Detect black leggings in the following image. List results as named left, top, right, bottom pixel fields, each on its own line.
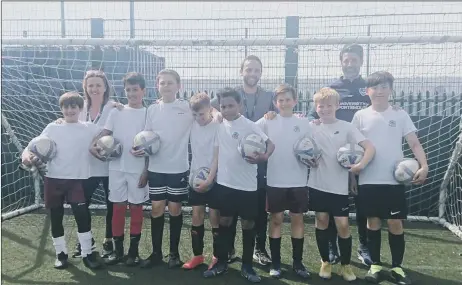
left=82, top=176, right=113, bottom=239
left=50, top=203, right=91, bottom=238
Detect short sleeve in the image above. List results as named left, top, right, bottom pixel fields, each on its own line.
left=351, top=112, right=361, bottom=130
left=144, top=105, right=154, bottom=131
left=255, top=118, right=268, bottom=134
left=349, top=123, right=366, bottom=144
left=104, top=108, right=117, bottom=132
left=401, top=111, right=417, bottom=137
left=251, top=121, right=269, bottom=142
left=40, top=123, right=52, bottom=137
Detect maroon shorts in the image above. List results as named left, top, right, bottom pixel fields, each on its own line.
left=44, top=177, right=85, bottom=208
left=266, top=186, right=309, bottom=214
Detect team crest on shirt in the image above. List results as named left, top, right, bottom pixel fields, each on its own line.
left=334, top=131, right=340, bottom=135
left=359, top=88, right=367, bottom=96
left=232, top=132, right=239, bottom=139
left=293, top=126, right=300, bottom=132
left=389, top=120, right=396, bottom=127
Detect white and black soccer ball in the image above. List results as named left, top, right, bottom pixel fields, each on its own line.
left=394, top=158, right=420, bottom=185
left=96, top=135, right=123, bottom=160
left=238, top=133, right=267, bottom=160
left=189, top=167, right=214, bottom=192
left=337, top=143, right=365, bottom=168
left=29, top=135, right=57, bottom=163
left=133, top=131, right=161, bottom=156
left=293, top=134, right=321, bottom=167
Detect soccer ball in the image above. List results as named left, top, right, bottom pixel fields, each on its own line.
left=189, top=167, right=214, bottom=192
left=337, top=143, right=365, bottom=168
left=29, top=135, right=57, bottom=163
left=96, top=135, right=123, bottom=160
left=293, top=134, right=321, bottom=167
left=238, top=133, right=267, bottom=160
left=133, top=131, right=161, bottom=156
left=394, top=158, right=420, bottom=184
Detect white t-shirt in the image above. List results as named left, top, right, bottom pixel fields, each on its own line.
left=31, top=121, right=98, bottom=179
left=215, top=115, right=269, bottom=191
left=190, top=120, right=220, bottom=172
left=352, top=106, right=417, bottom=185
left=256, top=115, right=312, bottom=188
left=144, top=100, right=194, bottom=173
left=79, top=100, right=115, bottom=177
left=308, top=120, right=366, bottom=195
left=104, top=106, right=147, bottom=174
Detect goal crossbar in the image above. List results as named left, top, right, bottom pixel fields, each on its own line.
left=3, top=36, right=462, bottom=47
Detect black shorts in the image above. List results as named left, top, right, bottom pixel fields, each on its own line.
left=358, top=184, right=408, bottom=219
left=188, top=184, right=219, bottom=209
left=308, top=187, right=350, bottom=217
left=215, top=184, right=258, bottom=221
left=266, top=186, right=309, bottom=214
left=82, top=176, right=109, bottom=204
left=148, top=171, right=189, bottom=203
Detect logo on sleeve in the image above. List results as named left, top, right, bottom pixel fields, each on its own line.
left=359, top=88, right=367, bottom=96
left=293, top=126, right=300, bottom=132
left=232, top=132, right=239, bottom=139
left=389, top=120, right=396, bottom=127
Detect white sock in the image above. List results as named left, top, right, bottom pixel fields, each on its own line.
left=52, top=236, right=67, bottom=255
left=77, top=231, right=93, bottom=258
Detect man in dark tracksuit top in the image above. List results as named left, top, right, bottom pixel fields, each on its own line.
left=307, top=44, right=372, bottom=267
left=211, top=55, right=275, bottom=267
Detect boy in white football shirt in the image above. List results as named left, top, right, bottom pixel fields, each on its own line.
left=352, top=71, right=428, bottom=285
left=182, top=93, right=220, bottom=270
left=255, top=84, right=311, bottom=279
left=21, top=92, right=102, bottom=270
left=203, top=87, right=275, bottom=283
left=138, top=69, right=194, bottom=269
left=308, top=87, right=375, bottom=281
left=90, top=72, right=149, bottom=266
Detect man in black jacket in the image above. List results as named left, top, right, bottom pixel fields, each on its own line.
left=307, top=44, right=372, bottom=267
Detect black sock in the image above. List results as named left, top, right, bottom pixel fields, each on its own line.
left=50, top=207, right=65, bottom=238
left=229, top=214, right=238, bottom=251
left=328, top=215, right=339, bottom=251
left=242, top=228, right=256, bottom=265
left=151, top=215, right=164, bottom=255
left=269, top=237, right=281, bottom=267
left=105, top=201, right=114, bottom=239
left=356, top=214, right=368, bottom=247
left=338, top=236, right=352, bottom=265
left=114, top=235, right=124, bottom=257
left=291, top=237, right=304, bottom=263
left=367, top=229, right=382, bottom=265
left=216, top=225, right=230, bottom=262
left=255, top=210, right=268, bottom=251
left=315, top=228, right=330, bottom=262
left=169, top=214, right=183, bottom=254
left=212, top=228, right=219, bottom=257
left=389, top=232, right=405, bottom=268
left=191, top=225, right=205, bottom=256
left=128, top=234, right=141, bottom=257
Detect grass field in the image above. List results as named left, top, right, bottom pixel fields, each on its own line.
left=2, top=209, right=462, bottom=285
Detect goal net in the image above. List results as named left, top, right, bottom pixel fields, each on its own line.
left=2, top=35, right=462, bottom=237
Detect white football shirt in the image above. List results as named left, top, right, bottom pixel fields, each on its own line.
left=79, top=100, right=115, bottom=177
left=31, top=121, right=99, bottom=179
left=190, top=120, right=220, bottom=173
left=144, top=100, right=194, bottom=173
left=256, top=115, right=312, bottom=188
left=352, top=106, right=417, bottom=185
left=308, top=120, right=366, bottom=195
left=104, top=106, right=147, bottom=174
left=215, top=115, right=269, bottom=191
